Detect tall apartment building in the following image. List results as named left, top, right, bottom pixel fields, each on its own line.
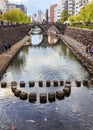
left=54, top=4, right=61, bottom=22
left=59, top=0, right=68, bottom=12
left=68, top=0, right=75, bottom=15
left=74, top=0, right=81, bottom=15
left=81, top=0, right=90, bottom=6
left=68, top=0, right=90, bottom=15
left=50, top=4, right=57, bottom=23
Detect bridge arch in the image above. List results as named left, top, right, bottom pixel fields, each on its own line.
left=29, top=23, right=66, bottom=35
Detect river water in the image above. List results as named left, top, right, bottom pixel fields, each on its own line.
left=0, top=33, right=93, bottom=130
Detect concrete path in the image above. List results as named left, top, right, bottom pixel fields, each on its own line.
left=0, top=35, right=30, bottom=78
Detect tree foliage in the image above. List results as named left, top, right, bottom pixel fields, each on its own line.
left=69, top=1, right=93, bottom=23
left=60, top=10, right=70, bottom=23
left=3, top=8, right=31, bottom=24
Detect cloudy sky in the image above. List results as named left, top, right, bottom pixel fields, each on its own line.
left=9, top=0, right=58, bottom=15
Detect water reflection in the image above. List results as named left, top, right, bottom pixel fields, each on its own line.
left=1, top=34, right=90, bottom=82
left=31, top=34, right=59, bottom=46
left=31, top=34, right=43, bottom=45
left=0, top=33, right=93, bottom=130
left=48, top=34, right=59, bottom=44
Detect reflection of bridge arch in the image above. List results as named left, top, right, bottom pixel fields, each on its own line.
left=31, top=35, right=60, bottom=48
left=31, top=35, right=48, bottom=47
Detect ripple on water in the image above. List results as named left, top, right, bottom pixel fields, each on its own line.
left=0, top=34, right=93, bottom=130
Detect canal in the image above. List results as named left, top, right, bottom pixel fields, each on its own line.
left=0, top=32, right=93, bottom=130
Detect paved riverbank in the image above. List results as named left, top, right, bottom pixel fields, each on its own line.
left=0, top=35, right=30, bottom=79
left=57, top=34, right=93, bottom=75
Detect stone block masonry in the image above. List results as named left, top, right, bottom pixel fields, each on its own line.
left=64, top=27, right=93, bottom=46
left=0, top=25, right=31, bottom=79
left=0, top=25, right=30, bottom=53
left=0, top=35, right=30, bottom=79
left=58, top=34, right=93, bottom=74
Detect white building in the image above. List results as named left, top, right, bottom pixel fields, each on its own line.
left=74, top=0, right=81, bottom=15
left=74, top=0, right=90, bottom=15
left=68, top=0, right=90, bottom=15
left=0, top=0, right=8, bottom=13
left=54, top=4, right=61, bottom=22
left=68, top=0, right=75, bottom=15
left=59, top=0, right=68, bottom=12
left=37, top=10, right=44, bottom=23
left=53, top=0, right=68, bottom=22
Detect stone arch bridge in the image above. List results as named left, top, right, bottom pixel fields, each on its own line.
left=29, top=23, right=66, bottom=35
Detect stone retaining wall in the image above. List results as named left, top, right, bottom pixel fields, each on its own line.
left=0, top=25, right=30, bottom=53
left=57, top=34, right=93, bottom=74
left=64, top=27, right=93, bottom=46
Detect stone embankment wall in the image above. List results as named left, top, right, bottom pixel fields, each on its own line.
left=0, top=25, right=30, bottom=78
left=64, top=27, right=93, bottom=45
left=61, top=27, right=93, bottom=74
left=0, top=25, right=30, bottom=53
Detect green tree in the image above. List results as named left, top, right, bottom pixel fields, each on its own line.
left=60, top=10, right=70, bottom=23
left=69, top=15, right=76, bottom=23
left=3, top=8, right=31, bottom=24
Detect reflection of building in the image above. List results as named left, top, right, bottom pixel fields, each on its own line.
left=48, top=35, right=58, bottom=44
left=49, top=35, right=54, bottom=44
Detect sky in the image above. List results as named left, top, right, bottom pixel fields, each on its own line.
left=9, top=0, right=58, bottom=15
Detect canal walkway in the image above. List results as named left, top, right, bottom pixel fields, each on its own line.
left=0, top=35, right=30, bottom=79
left=57, top=34, right=93, bottom=74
